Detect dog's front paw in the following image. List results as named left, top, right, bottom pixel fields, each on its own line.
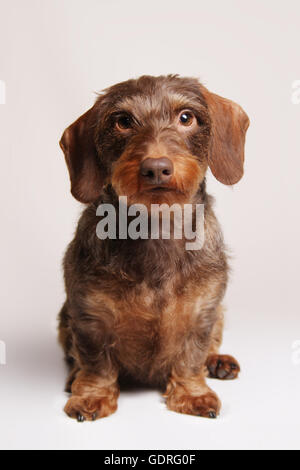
left=166, top=390, right=221, bottom=419
left=206, top=354, right=240, bottom=380
left=64, top=395, right=117, bottom=422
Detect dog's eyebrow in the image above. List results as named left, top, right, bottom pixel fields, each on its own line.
left=112, top=92, right=206, bottom=116
left=168, top=92, right=201, bottom=108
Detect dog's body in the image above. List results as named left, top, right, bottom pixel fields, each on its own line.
left=58, top=75, right=249, bottom=421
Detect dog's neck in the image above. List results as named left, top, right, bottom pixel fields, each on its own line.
left=74, top=179, right=224, bottom=288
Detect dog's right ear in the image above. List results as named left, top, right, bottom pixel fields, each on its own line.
left=60, top=106, right=104, bottom=203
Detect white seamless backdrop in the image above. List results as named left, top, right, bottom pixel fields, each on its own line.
left=0, top=0, right=299, bottom=450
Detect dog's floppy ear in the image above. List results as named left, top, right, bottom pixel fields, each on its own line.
left=200, top=86, right=250, bottom=185
left=60, top=106, right=104, bottom=203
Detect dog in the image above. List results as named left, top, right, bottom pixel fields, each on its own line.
left=58, top=75, right=249, bottom=421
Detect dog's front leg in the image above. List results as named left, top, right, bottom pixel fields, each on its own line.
left=165, top=318, right=221, bottom=419
left=64, top=371, right=119, bottom=422
left=165, top=373, right=220, bottom=419
left=64, top=315, right=119, bottom=422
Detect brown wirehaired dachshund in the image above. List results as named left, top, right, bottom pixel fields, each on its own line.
left=58, top=75, right=249, bottom=422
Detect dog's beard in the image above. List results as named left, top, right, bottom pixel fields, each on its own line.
left=111, top=156, right=205, bottom=208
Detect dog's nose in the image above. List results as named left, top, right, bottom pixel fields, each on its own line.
left=140, top=157, right=174, bottom=185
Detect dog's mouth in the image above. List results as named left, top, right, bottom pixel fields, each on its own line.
left=125, top=185, right=188, bottom=206
left=145, top=186, right=174, bottom=193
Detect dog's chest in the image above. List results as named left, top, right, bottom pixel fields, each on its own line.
left=85, top=264, right=223, bottom=382
left=111, top=279, right=205, bottom=378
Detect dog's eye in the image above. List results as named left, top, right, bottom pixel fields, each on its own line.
left=116, top=115, right=133, bottom=131
left=179, top=111, right=195, bottom=127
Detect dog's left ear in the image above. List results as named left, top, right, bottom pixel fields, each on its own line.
left=200, top=86, right=250, bottom=185
left=60, top=106, right=104, bottom=203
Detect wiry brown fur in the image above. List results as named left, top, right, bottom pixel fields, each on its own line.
left=58, top=75, right=249, bottom=421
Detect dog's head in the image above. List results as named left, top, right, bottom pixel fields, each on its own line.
left=60, top=75, right=249, bottom=205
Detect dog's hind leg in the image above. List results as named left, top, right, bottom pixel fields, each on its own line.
left=205, top=305, right=240, bottom=380
left=207, top=304, right=225, bottom=356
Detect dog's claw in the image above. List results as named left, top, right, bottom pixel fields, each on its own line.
left=206, top=354, right=240, bottom=380
left=92, top=413, right=97, bottom=421
left=217, top=368, right=227, bottom=379
left=208, top=411, right=217, bottom=419
left=77, top=413, right=85, bottom=423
